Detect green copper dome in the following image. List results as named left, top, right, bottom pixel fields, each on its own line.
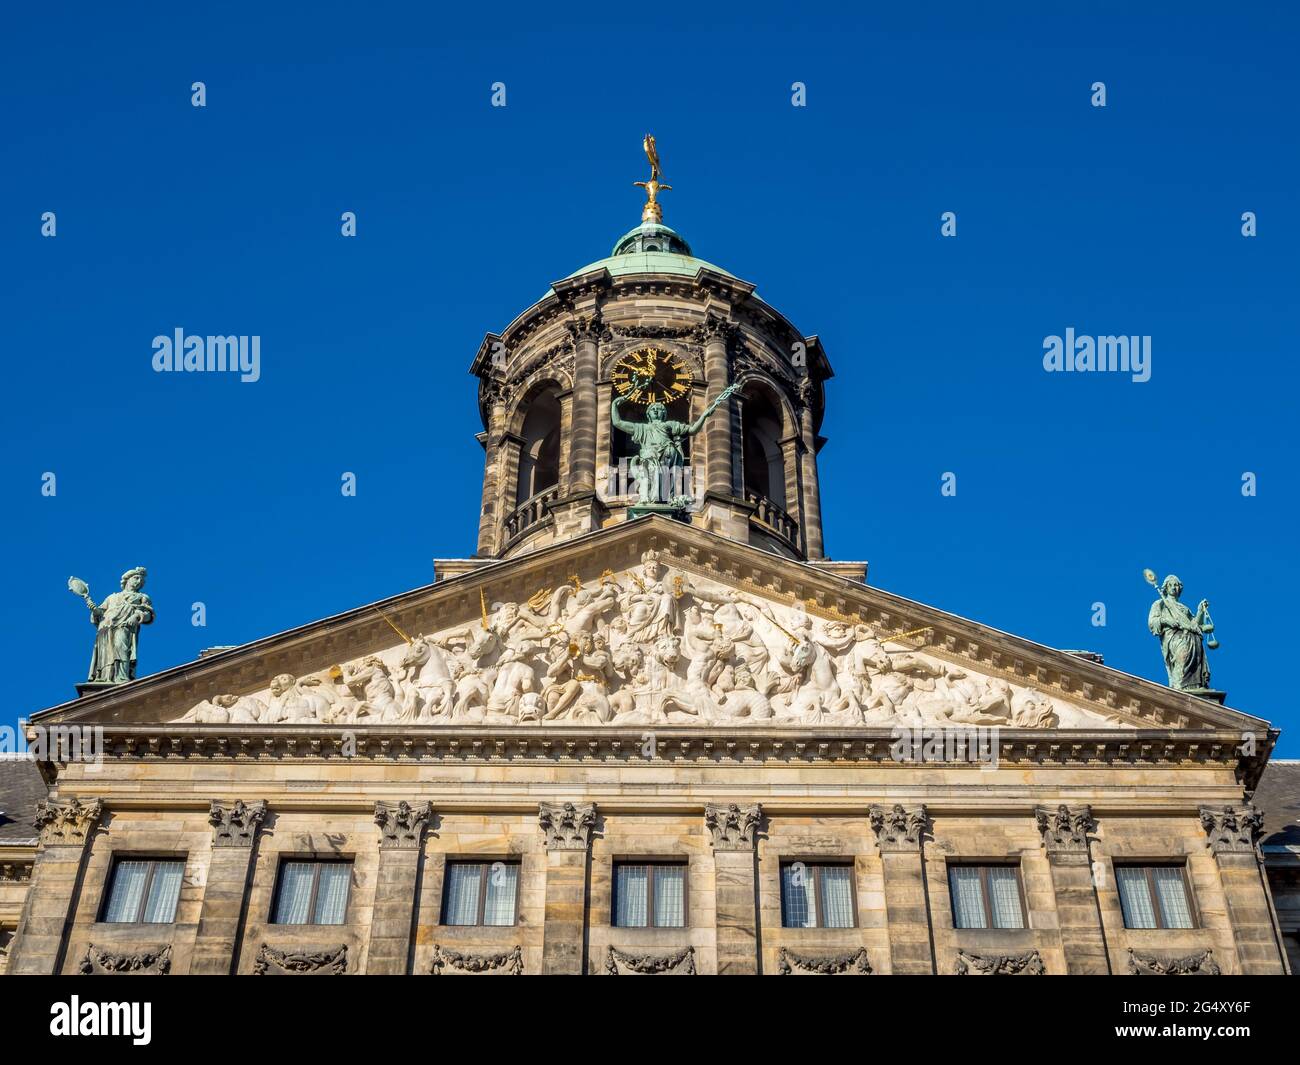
left=560, top=221, right=737, bottom=283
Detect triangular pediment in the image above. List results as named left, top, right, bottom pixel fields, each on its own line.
left=32, top=518, right=1270, bottom=742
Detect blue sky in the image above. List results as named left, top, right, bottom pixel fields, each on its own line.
left=3, top=2, right=1296, bottom=751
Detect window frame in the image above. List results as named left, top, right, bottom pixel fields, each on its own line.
left=99, top=855, right=187, bottom=925
left=439, top=859, right=522, bottom=928
left=946, top=861, right=1029, bottom=930
left=270, top=856, right=354, bottom=927
left=1114, top=861, right=1199, bottom=930
left=779, top=859, right=859, bottom=930
left=611, top=859, right=689, bottom=929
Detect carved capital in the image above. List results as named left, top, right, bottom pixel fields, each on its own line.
left=1035, top=804, right=1094, bottom=853
left=704, top=802, right=761, bottom=851
left=869, top=803, right=927, bottom=852
left=538, top=801, right=596, bottom=851
left=694, top=312, right=736, bottom=345
left=374, top=800, right=433, bottom=849
left=566, top=312, right=611, bottom=344
left=1199, top=804, right=1263, bottom=855
left=34, top=797, right=103, bottom=846
left=209, top=799, right=266, bottom=847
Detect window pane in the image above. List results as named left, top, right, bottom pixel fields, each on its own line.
left=313, top=863, right=351, bottom=925
left=781, top=864, right=815, bottom=928
left=1116, top=867, right=1158, bottom=929
left=653, top=866, right=686, bottom=928
left=443, top=864, right=482, bottom=925
left=818, top=866, right=855, bottom=929
left=104, top=860, right=150, bottom=923
left=273, top=862, right=316, bottom=924
left=482, top=863, right=518, bottom=926
left=141, top=861, right=184, bottom=923
left=1151, top=867, right=1194, bottom=929
left=949, top=866, right=987, bottom=929
left=614, top=864, right=649, bottom=927
left=987, top=867, right=1024, bottom=929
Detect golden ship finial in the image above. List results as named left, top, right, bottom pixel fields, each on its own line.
left=633, top=133, right=671, bottom=224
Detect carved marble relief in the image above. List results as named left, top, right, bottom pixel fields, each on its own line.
left=430, top=944, right=524, bottom=975
left=172, top=552, right=1131, bottom=731
left=78, top=943, right=172, bottom=975
left=603, top=945, right=696, bottom=975
left=1127, top=948, right=1221, bottom=976
left=253, top=943, right=348, bottom=975
left=777, top=946, right=872, bottom=975
left=954, top=949, right=1045, bottom=975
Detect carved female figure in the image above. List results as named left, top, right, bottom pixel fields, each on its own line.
left=86, top=567, right=154, bottom=683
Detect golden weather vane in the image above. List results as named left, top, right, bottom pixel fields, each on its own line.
left=634, top=133, right=672, bottom=223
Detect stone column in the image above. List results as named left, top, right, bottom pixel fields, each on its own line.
left=1200, top=805, right=1286, bottom=974
left=869, top=803, right=934, bottom=974
left=538, top=801, right=594, bottom=975
left=367, top=800, right=433, bottom=975
left=476, top=378, right=508, bottom=557
left=1036, top=804, right=1109, bottom=974
left=191, top=799, right=266, bottom=975
left=701, top=316, right=735, bottom=498
left=7, top=797, right=103, bottom=975
left=705, top=802, right=761, bottom=975
left=795, top=377, right=824, bottom=559
left=566, top=314, right=602, bottom=496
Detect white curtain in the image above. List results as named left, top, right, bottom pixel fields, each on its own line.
left=781, top=864, right=815, bottom=928
left=443, top=863, right=481, bottom=925
left=1116, top=867, right=1158, bottom=928
left=313, top=863, right=351, bottom=925
left=273, top=862, right=315, bottom=924
left=141, top=861, right=184, bottom=923
left=988, top=867, right=1024, bottom=929
left=615, top=864, right=649, bottom=927
left=653, top=866, right=686, bottom=928
left=104, top=860, right=150, bottom=923
left=482, top=863, right=518, bottom=926
left=1152, top=867, right=1194, bottom=928
left=818, top=866, right=855, bottom=928
left=949, top=866, right=987, bottom=928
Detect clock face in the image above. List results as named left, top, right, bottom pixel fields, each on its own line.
left=611, top=347, right=692, bottom=405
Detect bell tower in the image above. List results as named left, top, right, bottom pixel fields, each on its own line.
left=469, top=137, right=833, bottom=563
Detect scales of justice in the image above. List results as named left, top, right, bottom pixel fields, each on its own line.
left=612, top=135, right=739, bottom=517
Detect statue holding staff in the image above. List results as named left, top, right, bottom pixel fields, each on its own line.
left=68, top=567, right=155, bottom=684
left=1144, top=569, right=1218, bottom=694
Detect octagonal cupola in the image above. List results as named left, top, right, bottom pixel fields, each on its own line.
left=469, top=138, right=833, bottom=565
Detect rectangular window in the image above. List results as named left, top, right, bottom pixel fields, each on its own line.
left=780, top=862, right=856, bottom=929
left=612, top=862, right=687, bottom=928
left=441, top=861, right=520, bottom=927
left=271, top=859, right=352, bottom=925
left=948, top=865, right=1026, bottom=929
left=101, top=858, right=185, bottom=924
left=1115, top=865, right=1195, bottom=929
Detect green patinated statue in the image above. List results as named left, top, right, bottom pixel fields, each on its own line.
left=1145, top=569, right=1218, bottom=694
left=69, top=567, right=155, bottom=684
left=612, top=381, right=740, bottom=505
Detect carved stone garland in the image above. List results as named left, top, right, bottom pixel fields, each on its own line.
left=603, top=945, right=696, bottom=975
left=777, top=946, right=872, bottom=975
left=431, top=944, right=524, bottom=976
left=79, top=943, right=172, bottom=975
left=253, top=943, right=348, bottom=975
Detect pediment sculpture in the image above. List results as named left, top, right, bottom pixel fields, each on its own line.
left=173, top=551, right=1129, bottom=730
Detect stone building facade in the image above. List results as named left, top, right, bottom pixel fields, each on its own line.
left=3, top=169, right=1292, bottom=976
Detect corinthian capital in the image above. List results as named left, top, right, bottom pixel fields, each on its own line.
left=374, top=800, right=433, bottom=849
left=1199, top=804, right=1263, bottom=855
left=869, top=803, right=927, bottom=851
left=695, top=313, right=736, bottom=344
left=209, top=799, right=267, bottom=847
left=538, top=801, right=596, bottom=851
left=566, top=312, right=610, bottom=344
left=34, top=797, right=103, bottom=845
left=704, top=802, right=761, bottom=851
left=1035, top=804, right=1094, bottom=853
